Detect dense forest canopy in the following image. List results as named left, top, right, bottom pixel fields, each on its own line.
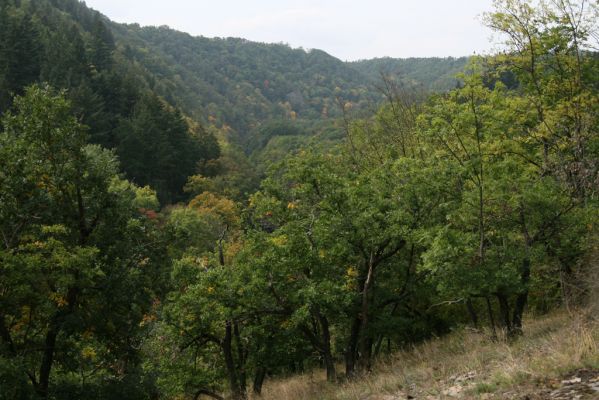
left=0, top=0, right=598, bottom=399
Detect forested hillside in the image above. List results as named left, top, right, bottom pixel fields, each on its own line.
left=107, top=25, right=469, bottom=139
left=0, top=0, right=221, bottom=203
left=45, top=0, right=468, bottom=145
left=350, top=56, right=469, bottom=92
left=1, top=0, right=598, bottom=400
left=0, top=0, right=468, bottom=200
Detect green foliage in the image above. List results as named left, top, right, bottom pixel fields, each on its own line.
left=0, top=0, right=221, bottom=203
left=0, top=86, right=169, bottom=398
left=0, top=6, right=41, bottom=111
left=350, top=56, right=469, bottom=92
left=116, top=93, right=219, bottom=203
left=0, top=1, right=598, bottom=399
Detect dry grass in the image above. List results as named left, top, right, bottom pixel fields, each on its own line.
left=255, top=310, right=599, bottom=400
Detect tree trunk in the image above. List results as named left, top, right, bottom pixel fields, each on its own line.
left=0, top=314, right=16, bottom=355
left=36, top=285, right=78, bottom=398
left=217, top=229, right=245, bottom=399
left=373, top=335, right=384, bottom=358
left=358, top=255, right=375, bottom=371
left=514, top=206, right=533, bottom=336
left=233, top=322, right=247, bottom=396
left=223, top=322, right=244, bottom=400
left=512, top=257, right=530, bottom=335
left=496, top=292, right=512, bottom=334
left=36, top=327, right=58, bottom=398
left=485, top=296, right=497, bottom=341
left=252, top=366, right=266, bottom=396
left=466, top=298, right=478, bottom=329
left=317, top=313, right=336, bottom=382
left=345, top=316, right=361, bottom=378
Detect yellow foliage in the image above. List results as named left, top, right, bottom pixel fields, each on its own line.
left=346, top=266, right=358, bottom=278
left=345, top=266, right=358, bottom=291
left=201, top=256, right=210, bottom=267
left=225, top=240, right=244, bottom=259
left=49, top=292, right=68, bottom=307
left=36, top=174, right=51, bottom=190
left=269, top=235, right=288, bottom=247
left=189, top=192, right=239, bottom=227
left=82, top=329, right=94, bottom=340
left=81, top=346, right=97, bottom=360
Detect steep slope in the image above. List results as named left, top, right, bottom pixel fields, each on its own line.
left=1, top=0, right=221, bottom=203
left=257, top=310, right=599, bottom=399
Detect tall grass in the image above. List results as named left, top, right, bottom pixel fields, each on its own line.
left=255, top=310, right=599, bottom=400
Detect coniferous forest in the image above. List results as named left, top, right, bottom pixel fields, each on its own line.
left=0, top=0, right=598, bottom=399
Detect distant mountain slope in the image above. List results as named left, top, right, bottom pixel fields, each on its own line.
left=350, top=56, right=470, bottom=92
left=110, top=24, right=378, bottom=137
left=16, top=0, right=469, bottom=150
left=110, top=24, right=470, bottom=138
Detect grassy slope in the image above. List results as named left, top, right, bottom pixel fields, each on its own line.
left=256, top=310, right=599, bottom=399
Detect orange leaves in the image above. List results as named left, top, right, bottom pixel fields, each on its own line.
left=140, top=208, right=158, bottom=220
left=189, top=191, right=239, bottom=227
left=139, top=313, right=158, bottom=327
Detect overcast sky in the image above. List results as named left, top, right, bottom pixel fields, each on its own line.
left=83, top=0, right=496, bottom=61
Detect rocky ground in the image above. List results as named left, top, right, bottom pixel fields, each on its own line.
left=363, top=368, right=599, bottom=399
left=502, top=368, right=599, bottom=400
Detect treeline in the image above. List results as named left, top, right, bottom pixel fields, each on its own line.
left=1, top=1, right=598, bottom=400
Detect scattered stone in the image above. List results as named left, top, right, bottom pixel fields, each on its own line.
left=532, top=368, right=599, bottom=399
left=364, top=368, right=599, bottom=399
left=562, top=377, right=582, bottom=384
left=364, top=394, right=403, bottom=400
left=453, top=371, right=477, bottom=383
left=441, top=385, right=463, bottom=397
left=362, top=395, right=398, bottom=400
